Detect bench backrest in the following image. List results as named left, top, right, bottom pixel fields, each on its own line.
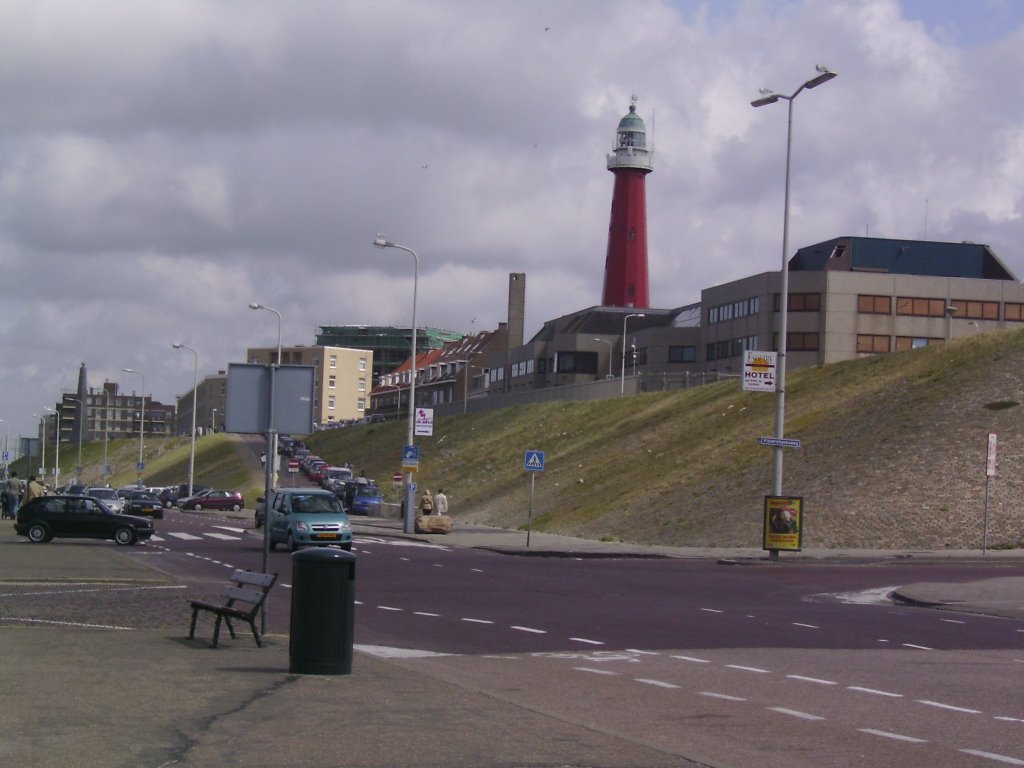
left=221, top=570, right=278, bottom=616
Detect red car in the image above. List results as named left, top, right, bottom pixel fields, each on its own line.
left=177, top=489, right=245, bottom=512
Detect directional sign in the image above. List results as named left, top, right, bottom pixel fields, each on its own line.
left=414, top=408, right=434, bottom=436
left=758, top=436, right=801, bottom=449
left=524, top=450, right=546, bottom=472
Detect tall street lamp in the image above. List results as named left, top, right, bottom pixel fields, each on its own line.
left=752, top=65, right=837, bottom=527
left=593, top=338, right=614, bottom=378
left=173, top=343, right=199, bottom=497
left=121, top=368, right=146, bottom=487
left=373, top=234, right=419, bottom=534
left=249, top=301, right=283, bottom=634
left=620, top=313, right=646, bottom=395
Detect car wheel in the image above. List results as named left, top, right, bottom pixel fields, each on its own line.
left=163, top=500, right=172, bottom=508
left=155, top=510, right=164, bottom=520
left=194, top=503, right=203, bottom=512
left=27, top=523, right=50, bottom=543
left=114, top=526, right=137, bottom=546
left=231, top=503, right=241, bottom=512
left=342, top=542, right=352, bottom=552
left=287, top=532, right=298, bottom=553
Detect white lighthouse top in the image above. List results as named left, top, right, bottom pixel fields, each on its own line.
left=607, top=95, right=653, bottom=171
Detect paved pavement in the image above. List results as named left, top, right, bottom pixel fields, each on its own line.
left=0, top=516, right=1021, bottom=767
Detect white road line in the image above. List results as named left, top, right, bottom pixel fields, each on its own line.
left=462, top=618, right=494, bottom=625
left=377, top=606, right=403, bottom=612
left=570, top=637, right=604, bottom=645
left=511, top=626, right=546, bottom=634
left=995, top=716, right=1024, bottom=723
left=787, top=675, right=837, bottom=685
left=1, top=616, right=135, bottom=630
left=635, top=678, right=681, bottom=689
left=916, top=699, right=981, bottom=714
left=902, top=643, right=933, bottom=650
left=213, top=526, right=246, bottom=533
left=726, top=664, right=771, bottom=674
left=166, top=532, right=203, bottom=540
left=204, top=533, right=241, bottom=541
left=627, top=649, right=661, bottom=655
left=471, top=568, right=484, bottom=573
left=413, top=611, right=440, bottom=617
left=574, top=667, right=619, bottom=676
left=959, top=750, right=1024, bottom=765
left=940, top=618, right=966, bottom=624
left=848, top=686, right=903, bottom=698
left=699, top=691, right=746, bottom=702
left=858, top=728, right=927, bottom=744
left=700, top=608, right=723, bottom=613
left=769, top=707, right=824, bottom=721
left=671, top=655, right=711, bottom=664
left=792, top=622, right=819, bottom=629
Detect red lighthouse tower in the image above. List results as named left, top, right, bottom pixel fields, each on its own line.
left=602, top=96, right=652, bottom=308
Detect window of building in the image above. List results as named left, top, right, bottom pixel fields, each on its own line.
left=857, top=334, right=890, bottom=353
left=668, top=346, right=696, bottom=363
left=328, top=375, right=336, bottom=389
left=555, top=351, right=598, bottom=374
left=327, top=396, right=335, bottom=409
left=858, top=295, right=891, bottom=314
left=358, top=378, right=366, bottom=391
left=537, top=358, right=546, bottom=374
left=1006, top=303, right=1024, bottom=322
left=357, top=398, right=365, bottom=412
left=896, top=297, right=947, bottom=317
left=358, top=357, right=367, bottom=371
left=951, top=300, right=999, bottom=320
left=895, top=336, right=940, bottom=351
left=708, top=307, right=719, bottom=324
left=329, top=355, right=337, bottom=368
left=773, top=333, right=820, bottom=352
left=774, top=293, right=821, bottom=312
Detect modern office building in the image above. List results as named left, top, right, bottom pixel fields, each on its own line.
left=174, top=371, right=228, bottom=436
left=314, top=325, right=463, bottom=384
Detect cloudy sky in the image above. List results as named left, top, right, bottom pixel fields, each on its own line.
left=3, top=0, right=1024, bottom=445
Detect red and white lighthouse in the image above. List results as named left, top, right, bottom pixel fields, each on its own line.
left=602, top=95, right=652, bottom=308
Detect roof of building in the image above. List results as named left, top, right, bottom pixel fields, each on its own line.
left=790, top=236, right=1018, bottom=281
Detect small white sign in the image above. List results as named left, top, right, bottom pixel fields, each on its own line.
left=414, top=407, right=434, bottom=436
left=986, top=432, right=998, bottom=478
left=743, top=351, right=777, bottom=392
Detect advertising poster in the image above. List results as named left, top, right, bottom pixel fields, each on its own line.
left=763, top=495, right=803, bottom=551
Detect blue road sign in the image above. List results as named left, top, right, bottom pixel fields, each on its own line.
left=137, top=462, right=145, bottom=472
left=524, top=450, right=545, bottom=472
left=403, top=445, right=420, bottom=462
left=1, top=451, right=8, bottom=462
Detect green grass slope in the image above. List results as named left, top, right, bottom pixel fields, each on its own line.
left=306, top=327, right=1024, bottom=550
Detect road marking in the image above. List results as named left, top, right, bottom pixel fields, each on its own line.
left=1, top=616, right=135, bottom=630
left=377, top=606, right=403, bottom=612
left=413, top=611, right=440, bottom=617
left=816, top=586, right=898, bottom=605
left=355, top=644, right=453, bottom=659
left=511, top=626, right=546, bottom=634
left=699, top=691, right=746, bottom=702
left=574, top=667, right=619, bottom=676
left=787, top=675, right=837, bottom=686
left=940, top=618, right=966, bottom=624
left=902, top=643, right=933, bottom=651
left=462, top=618, right=494, bottom=625
left=570, top=637, right=604, bottom=645
left=848, top=686, right=903, bottom=698
left=916, top=699, right=981, bottom=714
left=858, top=728, right=927, bottom=744
left=958, top=750, right=1024, bottom=765
left=627, top=649, right=661, bottom=655
left=213, top=526, right=246, bottom=533
left=471, top=568, right=484, bottom=573
left=166, top=532, right=203, bottom=540
left=995, top=716, right=1024, bottom=723
left=769, top=707, right=824, bottom=721
left=726, top=664, right=771, bottom=674
left=671, top=655, right=711, bottom=664
left=204, top=533, right=241, bottom=541
left=635, top=678, right=681, bottom=689
left=700, top=608, right=723, bottom=613
left=792, top=622, right=819, bottom=629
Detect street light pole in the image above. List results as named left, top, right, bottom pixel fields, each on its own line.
left=373, top=235, right=419, bottom=534
left=66, top=397, right=85, bottom=482
left=121, top=368, right=146, bottom=487
left=173, top=343, right=199, bottom=498
left=593, top=338, right=614, bottom=378
left=620, top=313, right=646, bottom=395
left=752, top=65, right=836, bottom=555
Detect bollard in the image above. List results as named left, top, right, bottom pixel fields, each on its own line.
left=289, top=547, right=356, bottom=675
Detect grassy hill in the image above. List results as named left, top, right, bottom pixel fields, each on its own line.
left=17, top=328, right=1024, bottom=550
left=305, top=327, right=1024, bottom=551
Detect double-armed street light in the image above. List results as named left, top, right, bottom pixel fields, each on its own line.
left=750, top=65, right=837, bottom=509
left=173, top=343, right=199, bottom=498
left=373, top=234, right=420, bottom=534
left=121, top=368, right=146, bottom=487
left=620, top=313, right=646, bottom=395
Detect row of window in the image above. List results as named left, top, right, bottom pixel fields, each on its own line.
left=326, top=375, right=367, bottom=391
left=708, top=296, right=761, bottom=325
left=857, top=335, right=943, bottom=353
left=706, top=336, right=759, bottom=362
left=858, top=294, right=1024, bottom=321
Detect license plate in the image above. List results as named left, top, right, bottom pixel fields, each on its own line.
left=314, top=533, right=339, bottom=540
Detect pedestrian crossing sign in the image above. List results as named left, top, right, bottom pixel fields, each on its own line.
left=524, top=450, right=545, bottom=472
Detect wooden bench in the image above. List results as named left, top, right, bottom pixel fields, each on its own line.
left=188, top=570, right=278, bottom=648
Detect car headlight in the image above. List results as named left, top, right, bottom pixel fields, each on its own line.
left=340, top=521, right=351, bottom=532
left=295, top=521, right=310, bottom=532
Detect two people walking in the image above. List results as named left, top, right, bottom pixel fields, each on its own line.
left=419, top=487, right=448, bottom=516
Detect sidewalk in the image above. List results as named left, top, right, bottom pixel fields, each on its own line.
left=1, top=518, right=1022, bottom=767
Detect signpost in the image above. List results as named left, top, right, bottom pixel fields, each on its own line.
left=984, top=432, right=997, bottom=553
left=742, top=351, right=777, bottom=392
left=524, top=450, right=545, bottom=546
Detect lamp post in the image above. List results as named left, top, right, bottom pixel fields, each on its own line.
left=102, top=390, right=110, bottom=482
left=173, top=343, right=199, bottom=497
left=50, top=405, right=61, bottom=490
left=620, top=313, right=646, bottom=395
left=752, top=65, right=837, bottom=543
left=211, top=408, right=218, bottom=432
left=121, top=368, right=146, bottom=487
left=373, top=234, right=419, bottom=534
left=593, top=338, right=614, bottom=378
left=249, top=301, right=283, bottom=636
left=31, top=413, right=44, bottom=478
left=66, top=397, right=85, bottom=481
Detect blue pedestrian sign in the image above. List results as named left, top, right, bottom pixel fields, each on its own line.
left=403, top=445, right=420, bottom=461
left=524, top=450, right=545, bottom=472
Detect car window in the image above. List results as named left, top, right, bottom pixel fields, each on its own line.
left=291, top=494, right=342, bottom=514
left=39, top=498, right=65, bottom=513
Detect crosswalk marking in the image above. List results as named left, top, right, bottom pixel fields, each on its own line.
left=204, top=533, right=243, bottom=541
left=165, top=532, right=203, bottom=540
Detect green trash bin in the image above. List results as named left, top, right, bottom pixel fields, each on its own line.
left=289, top=548, right=356, bottom=675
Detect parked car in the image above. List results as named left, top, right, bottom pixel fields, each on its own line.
left=86, top=487, right=124, bottom=514
left=348, top=483, right=383, bottom=516
left=266, top=488, right=352, bottom=552
left=15, top=495, right=154, bottom=546
left=158, top=483, right=211, bottom=508
left=320, top=466, right=353, bottom=491
left=177, top=489, right=245, bottom=512
left=122, top=489, right=164, bottom=519
left=64, top=484, right=88, bottom=496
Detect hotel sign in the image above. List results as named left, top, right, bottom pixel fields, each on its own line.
left=743, top=351, right=777, bottom=392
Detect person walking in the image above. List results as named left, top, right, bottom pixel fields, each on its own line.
left=24, top=475, right=45, bottom=505
left=3, top=471, right=22, bottom=518
left=433, top=488, right=448, bottom=517
left=419, top=488, right=434, bottom=516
